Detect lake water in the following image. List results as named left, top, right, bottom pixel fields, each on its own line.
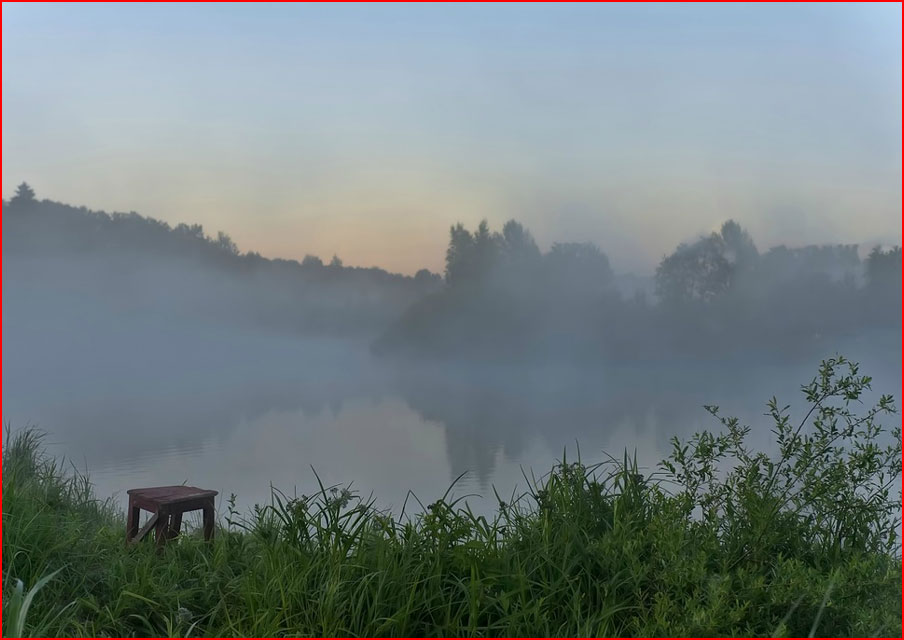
left=3, top=328, right=900, bottom=521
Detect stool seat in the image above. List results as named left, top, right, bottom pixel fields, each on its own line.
left=126, top=485, right=217, bottom=549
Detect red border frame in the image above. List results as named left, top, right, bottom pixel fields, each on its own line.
left=0, top=2, right=900, bottom=639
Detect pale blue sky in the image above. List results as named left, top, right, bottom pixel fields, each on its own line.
left=3, top=2, right=901, bottom=273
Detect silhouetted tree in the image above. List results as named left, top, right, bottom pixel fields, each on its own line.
left=11, top=182, right=36, bottom=205
left=866, top=246, right=902, bottom=291
left=472, top=219, right=500, bottom=279
left=215, top=231, right=239, bottom=255
left=500, top=220, right=541, bottom=264
left=414, top=268, right=441, bottom=287
left=444, top=219, right=504, bottom=286
left=655, top=221, right=761, bottom=305
left=329, top=255, right=344, bottom=268
left=655, top=233, right=732, bottom=305
left=445, top=223, right=474, bottom=285
left=720, top=220, right=758, bottom=270
left=302, top=254, right=323, bottom=268
left=175, top=222, right=205, bottom=240
left=545, top=242, right=613, bottom=293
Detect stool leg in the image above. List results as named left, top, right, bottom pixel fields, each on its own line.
left=168, top=512, right=183, bottom=540
left=126, top=498, right=140, bottom=543
left=202, top=502, right=215, bottom=541
left=154, top=508, right=169, bottom=551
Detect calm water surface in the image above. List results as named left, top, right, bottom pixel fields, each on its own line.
left=3, top=330, right=899, bottom=520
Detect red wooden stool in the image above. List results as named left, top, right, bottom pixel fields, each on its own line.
left=126, top=486, right=218, bottom=549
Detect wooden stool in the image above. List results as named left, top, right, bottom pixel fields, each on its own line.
left=126, top=486, right=218, bottom=549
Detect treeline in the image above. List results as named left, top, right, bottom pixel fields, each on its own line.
left=376, top=218, right=901, bottom=362
left=2, top=183, right=441, bottom=338
left=4, top=183, right=898, bottom=355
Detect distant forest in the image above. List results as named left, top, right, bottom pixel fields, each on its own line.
left=376, top=218, right=901, bottom=362
left=2, top=183, right=441, bottom=338
left=3, top=183, right=900, bottom=362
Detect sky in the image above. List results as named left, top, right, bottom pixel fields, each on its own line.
left=2, top=2, right=901, bottom=275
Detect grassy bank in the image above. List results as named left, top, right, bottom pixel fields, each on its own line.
left=3, top=356, right=901, bottom=637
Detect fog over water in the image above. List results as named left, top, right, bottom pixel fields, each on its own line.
left=4, top=332, right=899, bottom=518
left=3, top=197, right=899, bottom=518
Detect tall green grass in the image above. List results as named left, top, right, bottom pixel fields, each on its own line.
left=3, top=356, right=901, bottom=637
